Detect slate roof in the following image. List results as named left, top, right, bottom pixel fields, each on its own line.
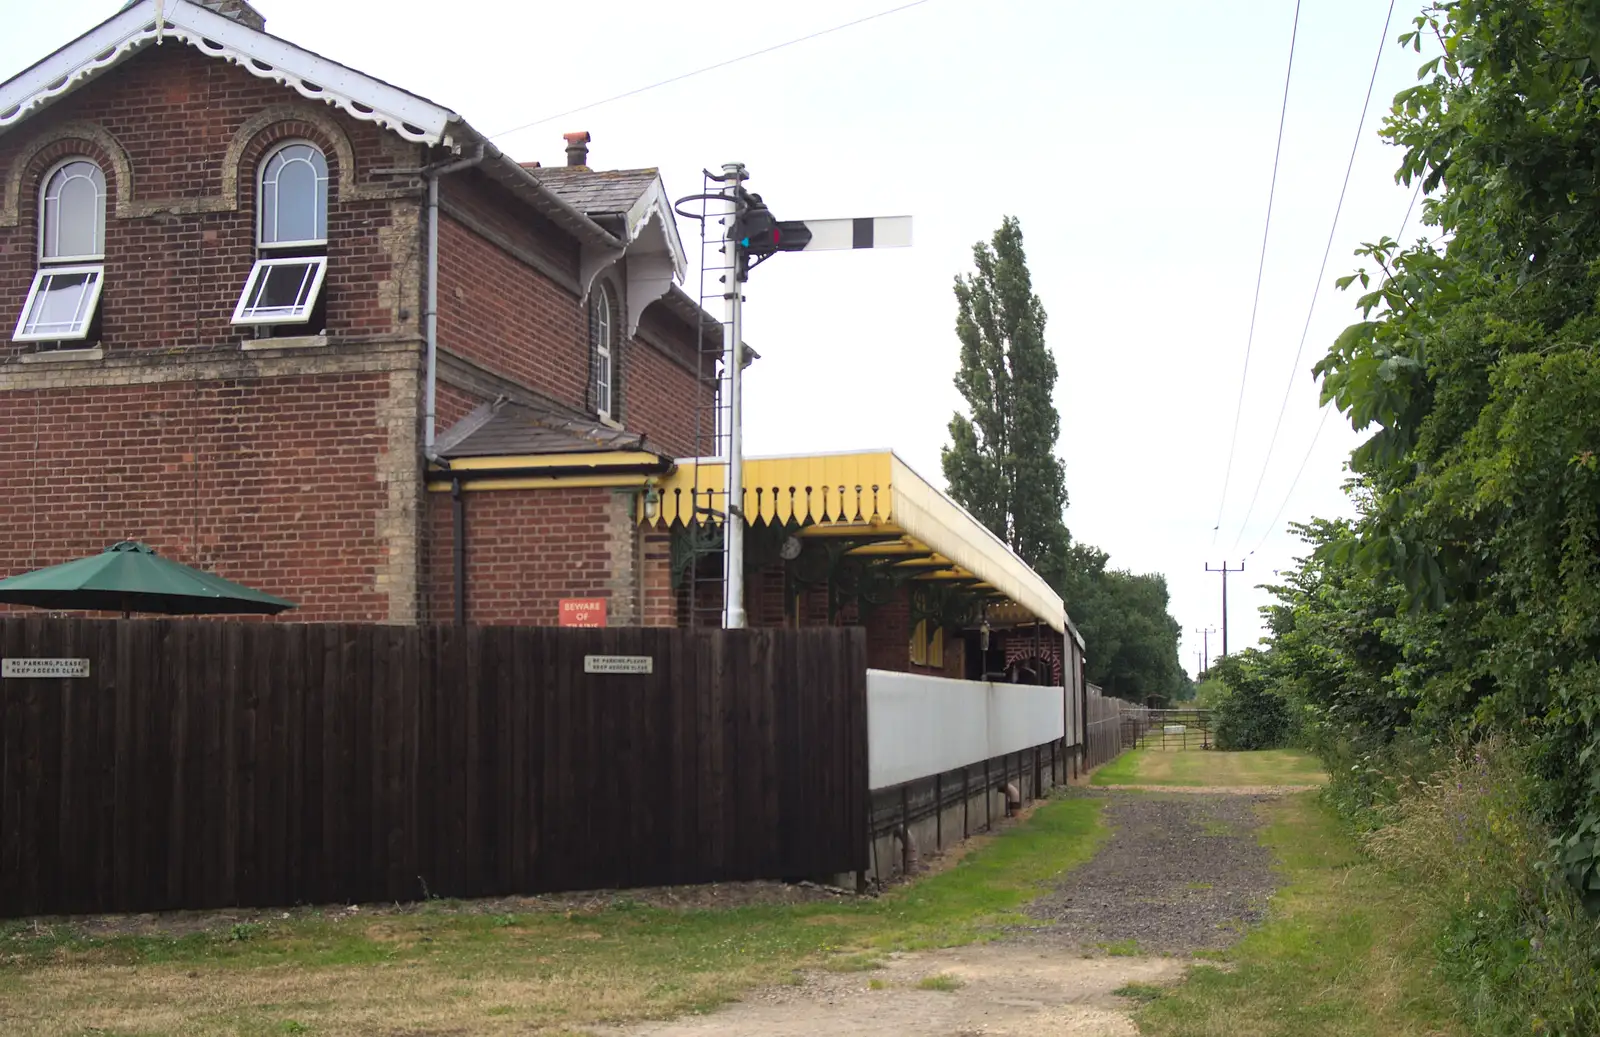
left=532, top=168, right=661, bottom=218
left=434, top=398, right=654, bottom=460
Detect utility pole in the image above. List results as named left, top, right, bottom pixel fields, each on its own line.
left=1192, top=626, right=1216, bottom=675
left=1204, top=561, right=1244, bottom=656
left=677, top=168, right=911, bottom=629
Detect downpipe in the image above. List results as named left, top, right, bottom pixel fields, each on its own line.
left=422, top=144, right=487, bottom=459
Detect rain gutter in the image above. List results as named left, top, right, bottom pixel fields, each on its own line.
left=432, top=455, right=675, bottom=488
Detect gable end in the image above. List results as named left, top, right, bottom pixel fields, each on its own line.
left=1, top=0, right=458, bottom=146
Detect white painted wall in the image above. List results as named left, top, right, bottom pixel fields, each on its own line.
left=867, top=670, right=1065, bottom=790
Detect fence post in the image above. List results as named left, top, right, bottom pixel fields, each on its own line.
left=962, top=765, right=969, bottom=839
left=900, top=786, right=910, bottom=874
left=984, top=759, right=992, bottom=831
left=934, top=773, right=942, bottom=851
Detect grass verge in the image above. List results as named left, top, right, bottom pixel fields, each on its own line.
left=0, top=795, right=1106, bottom=1036
left=1089, top=748, right=1326, bottom=788
left=1132, top=792, right=1461, bottom=1037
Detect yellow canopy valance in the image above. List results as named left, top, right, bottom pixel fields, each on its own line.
left=639, top=450, right=1067, bottom=634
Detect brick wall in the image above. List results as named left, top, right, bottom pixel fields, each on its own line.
left=434, top=202, right=587, bottom=408
left=729, top=563, right=959, bottom=676
left=640, top=529, right=679, bottom=627
left=0, top=44, right=423, bottom=361
left=434, top=181, right=708, bottom=459
left=423, top=485, right=646, bottom=626
left=1002, top=630, right=1063, bottom=684
left=628, top=305, right=708, bottom=458
left=861, top=588, right=962, bottom=678
left=0, top=37, right=710, bottom=630
left=434, top=380, right=485, bottom=431
left=0, top=369, right=409, bottom=622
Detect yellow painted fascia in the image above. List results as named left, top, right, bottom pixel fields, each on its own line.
left=796, top=522, right=898, bottom=539
left=428, top=474, right=656, bottom=492
left=640, top=451, right=896, bottom=527
left=845, top=539, right=926, bottom=557
left=435, top=451, right=665, bottom=473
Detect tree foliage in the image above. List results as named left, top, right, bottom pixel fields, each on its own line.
left=943, top=216, right=1069, bottom=574
left=1207, top=651, right=1295, bottom=751
left=942, top=218, right=1186, bottom=704
left=1260, top=0, right=1600, bottom=905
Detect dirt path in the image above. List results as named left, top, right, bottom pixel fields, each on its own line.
left=595, top=943, right=1183, bottom=1037
left=611, top=790, right=1283, bottom=1037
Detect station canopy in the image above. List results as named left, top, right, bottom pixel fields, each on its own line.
left=639, top=450, right=1067, bottom=634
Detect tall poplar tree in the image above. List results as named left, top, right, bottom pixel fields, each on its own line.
left=941, top=217, right=1069, bottom=575
left=942, top=217, right=1188, bottom=704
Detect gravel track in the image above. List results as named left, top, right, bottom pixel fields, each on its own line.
left=1017, top=790, right=1281, bottom=953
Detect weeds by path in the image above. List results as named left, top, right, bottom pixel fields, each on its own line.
left=1130, top=792, right=1462, bottom=1037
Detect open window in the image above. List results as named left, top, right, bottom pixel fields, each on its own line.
left=234, top=141, right=329, bottom=331
left=13, top=158, right=107, bottom=345
left=14, top=265, right=105, bottom=342
left=231, top=256, right=328, bottom=325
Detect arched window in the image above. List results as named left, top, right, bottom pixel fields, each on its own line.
left=591, top=283, right=615, bottom=420
left=40, top=159, right=106, bottom=261
left=258, top=141, right=328, bottom=247
left=13, top=158, right=107, bottom=344
left=234, top=141, right=330, bottom=327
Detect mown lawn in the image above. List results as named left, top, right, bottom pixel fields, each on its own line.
left=0, top=795, right=1107, bottom=1036
left=1132, top=792, right=1462, bottom=1037
left=1090, top=747, right=1327, bottom=788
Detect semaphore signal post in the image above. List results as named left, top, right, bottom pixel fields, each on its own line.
left=677, top=163, right=912, bottom=628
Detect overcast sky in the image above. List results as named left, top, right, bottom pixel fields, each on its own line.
left=2, top=1, right=1436, bottom=676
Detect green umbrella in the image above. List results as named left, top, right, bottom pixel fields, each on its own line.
left=0, top=541, right=295, bottom=617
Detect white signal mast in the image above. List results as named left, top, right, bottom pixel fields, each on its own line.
left=679, top=163, right=912, bottom=628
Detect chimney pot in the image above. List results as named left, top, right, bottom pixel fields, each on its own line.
left=563, top=131, right=591, bottom=168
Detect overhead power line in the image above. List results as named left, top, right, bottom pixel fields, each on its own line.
left=1229, top=0, right=1398, bottom=555
left=1211, top=0, right=1304, bottom=546
left=486, top=0, right=933, bottom=140
left=1245, top=171, right=1426, bottom=559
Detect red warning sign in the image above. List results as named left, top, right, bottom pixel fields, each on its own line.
left=559, top=597, right=608, bottom=628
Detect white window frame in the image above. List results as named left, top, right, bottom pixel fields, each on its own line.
left=231, top=256, right=329, bottom=326
left=592, top=282, right=614, bottom=421
left=258, top=140, right=329, bottom=249
left=588, top=283, right=611, bottom=422
left=38, top=157, right=106, bottom=263
left=13, top=264, right=105, bottom=342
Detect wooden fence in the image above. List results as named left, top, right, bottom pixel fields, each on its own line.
left=0, top=618, right=867, bottom=918
left=1082, top=683, right=1146, bottom=771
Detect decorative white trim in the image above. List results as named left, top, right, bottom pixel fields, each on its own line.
left=0, top=0, right=459, bottom=146
left=577, top=242, right=626, bottom=303
left=625, top=178, right=687, bottom=279
left=17, top=345, right=103, bottom=364
left=625, top=249, right=676, bottom=338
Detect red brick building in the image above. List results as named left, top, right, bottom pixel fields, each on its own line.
left=0, top=0, right=1078, bottom=680
left=0, top=0, right=709, bottom=626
